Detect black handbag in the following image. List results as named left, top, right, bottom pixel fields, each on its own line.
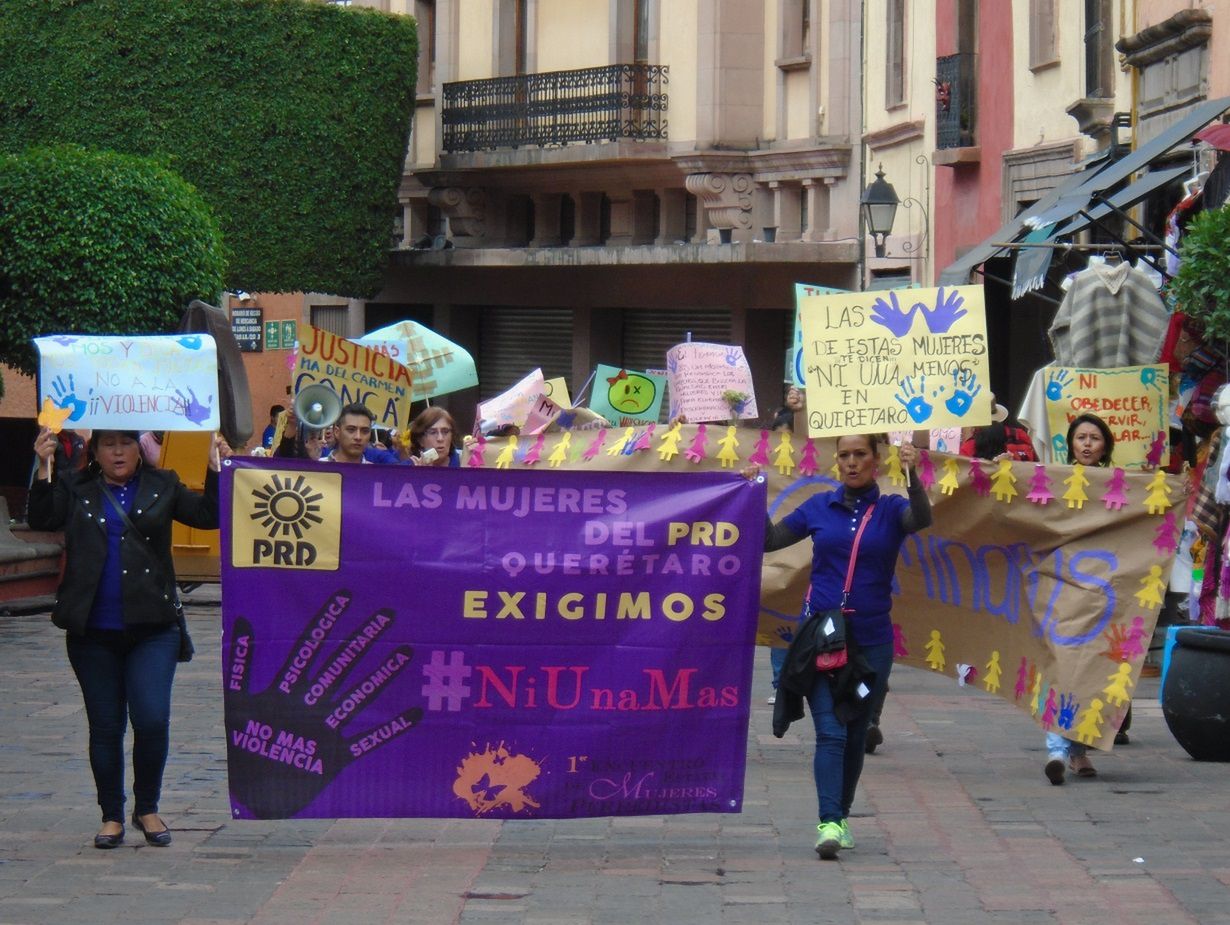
left=98, top=481, right=194, bottom=662
left=811, top=502, right=877, bottom=673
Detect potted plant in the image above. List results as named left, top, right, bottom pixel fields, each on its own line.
left=1171, top=203, right=1230, bottom=342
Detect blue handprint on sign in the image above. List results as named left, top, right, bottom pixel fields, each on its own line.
left=919, top=287, right=967, bottom=334
left=867, top=292, right=918, bottom=337
left=51, top=374, right=87, bottom=422
left=175, top=387, right=214, bottom=425
left=774, top=624, right=796, bottom=645
left=1045, top=369, right=1073, bottom=401
left=1051, top=433, right=1068, bottom=460
left=177, top=335, right=203, bottom=350
left=1140, top=367, right=1161, bottom=391
left=944, top=367, right=981, bottom=417
left=1057, top=693, right=1079, bottom=730
left=895, top=376, right=934, bottom=424
left=666, top=350, right=680, bottom=374
left=724, top=347, right=741, bottom=367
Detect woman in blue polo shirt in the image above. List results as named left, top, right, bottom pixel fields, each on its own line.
left=764, top=434, right=931, bottom=859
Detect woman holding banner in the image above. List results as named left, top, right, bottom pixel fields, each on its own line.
left=407, top=407, right=462, bottom=467
left=28, top=427, right=230, bottom=849
left=758, top=433, right=931, bottom=859
left=1045, top=412, right=1116, bottom=784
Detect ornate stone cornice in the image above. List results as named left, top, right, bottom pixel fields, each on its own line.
left=863, top=120, right=925, bottom=152
left=1117, top=9, right=1212, bottom=69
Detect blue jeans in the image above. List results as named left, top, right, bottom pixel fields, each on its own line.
left=1045, top=731, right=1087, bottom=760
left=807, top=642, right=893, bottom=822
left=66, top=626, right=179, bottom=823
left=770, top=646, right=788, bottom=688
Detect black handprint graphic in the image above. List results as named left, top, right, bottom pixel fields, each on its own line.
left=225, top=589, right=423, bottom=818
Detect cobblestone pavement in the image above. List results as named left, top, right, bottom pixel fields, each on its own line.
left=2, top=590, right=1228, bottom=925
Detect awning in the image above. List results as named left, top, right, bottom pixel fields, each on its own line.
left=938, top=94, right=1230, bottom=287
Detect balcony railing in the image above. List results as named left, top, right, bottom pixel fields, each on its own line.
left=935, top=53, right=976, bottom=149
left=441, top=63, right=668, bottom=153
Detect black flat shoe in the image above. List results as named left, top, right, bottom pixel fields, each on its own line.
left=131, top=812, right=172, bottom=847
left=94, top=826, right=124, bottom=849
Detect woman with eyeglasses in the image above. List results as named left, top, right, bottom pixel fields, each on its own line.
left=408, top=407, right=461, bottom=467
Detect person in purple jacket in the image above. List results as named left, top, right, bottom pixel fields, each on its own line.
left=763, top=434, right=931, bottom=859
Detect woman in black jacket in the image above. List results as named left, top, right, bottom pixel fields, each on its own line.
left=28, top=427, right=229, bottom=849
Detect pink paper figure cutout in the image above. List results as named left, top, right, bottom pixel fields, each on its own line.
left=1153, top=510, right=1178, bottom=555
left=1040, top=688, right=1059, bottom=730
left=1014, top=656, right=1030, bottom=701
left=582, top=428, right=608, bottom=461
left=969, top=459, right=991, bottom=497
left=1146, top=430, right=1167, bottom=468
left=684, top=423, right=709, bottom=463
left=798, top=439, right=819, bottom=477
left=1102, top=467, right=1128, bottom=511
left=466, top=436, right=487, bottom=467
left=633, top=423, right=655, bottom=452
left=1026, top=464, right=1054, bottom=505
left=747, top=429, right=771, bottom=466
left=892, top=623, right=908, bottom=658
left=522, top=433, right=546, bottom=465
left=917, top=449, right=936, bottom=489
left=1122, top=615, right=1148, bottom=660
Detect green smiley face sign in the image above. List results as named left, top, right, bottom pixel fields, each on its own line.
left=607, top=370, right=658, bottom=415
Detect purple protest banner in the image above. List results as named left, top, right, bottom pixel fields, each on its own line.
left=220, top=459, right=766, bottom=819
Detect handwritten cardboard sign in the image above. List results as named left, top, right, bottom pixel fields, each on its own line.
left=543, top=377, right=572, bottom=408
left=522, top=393, right=564, bottom=435
left=664, top=343, right=758, bottom=424
left=477, top=368, right=546, bottom=433
left=791, top=284, right=846, bottom=387
left=589, top=364, right=668, bottom=425
left=799, top=285, right=991, bottom=438
left=294, top=324, right=413, bottom=430
left=1044, top=365, right=1168, bottom=467
left=35, top=334, right=220, bottom=431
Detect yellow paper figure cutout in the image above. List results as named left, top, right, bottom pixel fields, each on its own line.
left=1062, top=463, right=1089, bottom=509
left=773, top=432, right=796, bottom=476
left=991, top=459, right=1018, bottom=503
left=658, top=421, right=683, bottom=461
left=885, top=444, right=905, bottom=487
left=717, top=426, right=740, bottom=468
left=938, top=458, right=960, bottom=496
left=606, top=427, right=635, bottom=456
left=548, top=432, right=572, bottom=468
left=1143, top=469, right=1172, bottom=515
left=37, top=397, right=72, bottom=434
left=924, top=629, right=946, bottom=671
left=1103, top=663, right=1134, bottom=708
left=983, top=650, right=1002, bottom=694
left=830, top=454, right=841, bottom=479
left=1030, top=670, right=1043, bottom=717
left=494, top=435, right=519, bottom=469
left=1134, top=564, right=1166, bottom=609
left=1074, top=697, right=1105, bottom=745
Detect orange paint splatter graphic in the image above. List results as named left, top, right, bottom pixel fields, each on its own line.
left=453, top=743, right=543, bottom=815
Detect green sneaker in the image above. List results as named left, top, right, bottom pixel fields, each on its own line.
left=837, top=818, right=855, bottom=850
left=814, top=821, right=843, bottom=860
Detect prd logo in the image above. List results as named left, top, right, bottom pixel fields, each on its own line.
left=231, top=469, right=341, bottom=570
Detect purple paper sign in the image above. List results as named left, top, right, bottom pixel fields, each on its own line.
left=220, top=459, right=766, bottom=819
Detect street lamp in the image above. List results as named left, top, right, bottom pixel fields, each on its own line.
left=861, top=164, right=900, bottom=258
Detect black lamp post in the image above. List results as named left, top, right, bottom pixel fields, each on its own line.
left=861, top=164, right=900, bottom=258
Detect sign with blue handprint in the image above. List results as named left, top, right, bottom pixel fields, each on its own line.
left=35, top=334, right=220, bottom=431
left=791, top=283, right=846, bottom=387
left=665, top=342, right=758, bottom=424
left=1042, top=364, right=1169, bottom=467
left=797, top=284, right=991, bottom=437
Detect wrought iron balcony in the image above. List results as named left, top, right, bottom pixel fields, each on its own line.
left=441, top=63, right=668, bottom=153
left=935, top=53, right=976, bottom=149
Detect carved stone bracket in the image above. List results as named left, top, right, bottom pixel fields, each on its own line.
left=684, top=172, right=753, bottom=231
left=427, top=186, right=487, bottom=239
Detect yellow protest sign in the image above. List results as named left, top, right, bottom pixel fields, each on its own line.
left=799, top=285, right=990, bottom=437
left=293, top=324, right=413, bottom=429
left=1044, top=365, right=1168, bottom=467
left=544, top=377, right=572, bottom=408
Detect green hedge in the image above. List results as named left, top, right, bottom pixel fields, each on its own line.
left=0, top=0, right=417, bottom=298
left=0, top=145, right=226, bottom=376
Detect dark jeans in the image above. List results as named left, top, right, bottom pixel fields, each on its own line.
left=66, top=625, right=179, bottom=823
left=807, top=642, right=894, bottom=822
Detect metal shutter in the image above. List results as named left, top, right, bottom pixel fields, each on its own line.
left=621, top=308, right=732, bottom=421
left=478, top=307, right=574, bottom=396
left=309, top=305, right=350, bottom=336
